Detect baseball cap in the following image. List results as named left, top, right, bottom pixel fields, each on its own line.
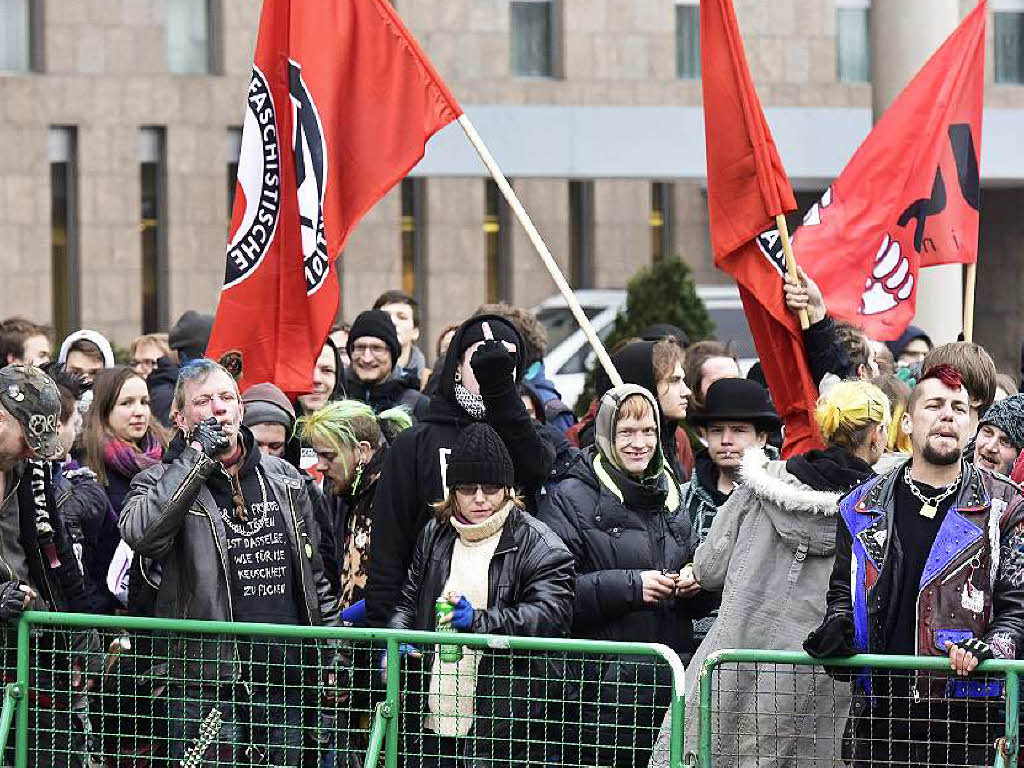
left=0, top=364, right=61, bottom=460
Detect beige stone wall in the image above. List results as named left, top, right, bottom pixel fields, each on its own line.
left=0, top=0, right=1022, bottom=355
left=975, top=187, right=1024, bottom=376
left=509, top=178, right=570, bottom=310
left=423, top=178, right=486, bottom=344
left=339, top=187, right=402, bottom=325
left=673, top=181, right=716, bottom=284
left=0, top=0, right=257, bottom=345
left=592, top=179, right=649, bottom=289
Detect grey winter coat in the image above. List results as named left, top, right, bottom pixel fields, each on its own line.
left=650, top=447, right=851, bottom=768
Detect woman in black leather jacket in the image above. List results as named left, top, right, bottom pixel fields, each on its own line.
left=388, top=422, right=575, bottom=767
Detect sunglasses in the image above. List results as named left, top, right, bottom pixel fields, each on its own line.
left=453, top=484, right=504, bottom=497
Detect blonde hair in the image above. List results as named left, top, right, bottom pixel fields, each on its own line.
left=871, top=374, right=912, bottom=453
left=815, top=380, right=891, bottom=450
left=130, top=333, right=171, bottom=359
left=618, top=393, right=655, bottom=422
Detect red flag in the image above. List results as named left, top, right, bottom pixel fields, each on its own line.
left=207, top=0, right=461, bottom=395
left=793, top=2, right=985, bottom=341
left=701, top=0, right=823, bottom=457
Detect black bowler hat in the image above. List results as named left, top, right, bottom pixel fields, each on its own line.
left=690, top=377, right=781, bottom=432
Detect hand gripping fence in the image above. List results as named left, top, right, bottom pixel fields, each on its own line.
left=694, top=648, right=1023, bottom=768
left=3, top=611, right=687, bottom=768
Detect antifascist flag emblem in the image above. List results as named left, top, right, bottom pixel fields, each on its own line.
left=226, top=65, right=281, bottom=289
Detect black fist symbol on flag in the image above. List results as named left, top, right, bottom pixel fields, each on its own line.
left=860, top=234, right=914, bottom=316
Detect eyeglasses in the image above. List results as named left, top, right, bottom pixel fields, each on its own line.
left=453, top=484, right=504, bottom=497
left=351, top=343, right=390, bottom=357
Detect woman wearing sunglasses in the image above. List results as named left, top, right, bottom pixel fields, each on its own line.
left=388, top=421, right=575, bottom=767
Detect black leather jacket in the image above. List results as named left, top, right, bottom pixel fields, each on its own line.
left=119, top=428, right=340, bottom=680
left=388, top=504, right=574, bottom=636
left=813, top=462, right=1024, bottom=699
left=387, top=504, right=575, bottom=765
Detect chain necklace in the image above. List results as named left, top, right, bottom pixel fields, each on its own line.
left=903, top=462, right=961, bottom=519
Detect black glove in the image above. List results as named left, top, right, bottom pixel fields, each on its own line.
left=189, top=417, right=230, bottom=458
left=0, top=581, right=30, bottom=623
left=470, top=340, right=517, bottom=398
left=804, top=614, right=857, bottom=682
left=959, top=637, right=994, bottom=663
left=804, top=614, right=856, bottom=659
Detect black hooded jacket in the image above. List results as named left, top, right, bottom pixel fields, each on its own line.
left=147, top=356, right=180, bottom=428
left=364, top=314, right=555, bottom=627
left=537, top=448, right=713, bottom=656
left=293, top=337, right=347, bottom=418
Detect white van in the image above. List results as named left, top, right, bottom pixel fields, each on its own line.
left=533, top=286, right=757, bottom=409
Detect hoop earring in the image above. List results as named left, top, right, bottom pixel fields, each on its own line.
left=454, top=369, right=462, bottom=383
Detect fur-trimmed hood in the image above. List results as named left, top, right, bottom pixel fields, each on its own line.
left=740, top=447, right=841, bottom=514
left=736, top=447, right=841, bottom=556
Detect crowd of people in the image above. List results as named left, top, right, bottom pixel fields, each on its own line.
left=1, top=272, right=1024, bottom=767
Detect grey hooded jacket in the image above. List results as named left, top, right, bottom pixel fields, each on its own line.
left=650, top=446, right=851, bottom=768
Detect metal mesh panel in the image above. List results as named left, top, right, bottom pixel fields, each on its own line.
left=21, top=626, right=373, bottom=767
left=396, top=649, right=674, bottom=767
left=5, top=614, right=685, bottom=768
left=699, top=654, right=1017, bottom=768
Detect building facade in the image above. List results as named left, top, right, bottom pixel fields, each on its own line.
left=0, top=0, right=1022, bottom=373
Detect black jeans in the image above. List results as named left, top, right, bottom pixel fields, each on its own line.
left=850, top=676, right=1000, bottom=767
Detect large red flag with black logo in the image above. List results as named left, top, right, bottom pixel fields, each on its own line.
left=207, top=0, right=461, bottom=395
left=793, top=2, right=985, bottom=341
left=702, top=0, right=823, bottom=457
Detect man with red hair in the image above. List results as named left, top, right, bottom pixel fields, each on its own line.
left=806, top=364, right=1024, bottom=766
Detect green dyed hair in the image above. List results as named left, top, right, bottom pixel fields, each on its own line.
left=296, top=399, right=412, bottom=474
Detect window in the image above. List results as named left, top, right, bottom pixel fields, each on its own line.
left=484, top=180, right=511, bottom=303
left=50, top=128, right=79, bottom=339
left=651, top=182, right=675, bottom=263
left=0, top=0, right=36, bottom=73
left=568, top=181, right=594, bottom=289
left=140, top=128, right=168, bottom=333
left=675, top=2, right=700, bottom=79
left=227, top=126, right=242, bottom=230
left=167, top=0, right=216, bottom=74
left=400, top=178, right=427, bottom=314
left=995, top=10, right=1024, bottom=84
left=836, top=1, right=870, bottom=83
left=511, top=0, right=553, bottom=77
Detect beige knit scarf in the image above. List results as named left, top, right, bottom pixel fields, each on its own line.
left=425, top=502, right=512, bottom=737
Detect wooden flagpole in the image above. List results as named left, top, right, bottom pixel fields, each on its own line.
left=456, top=114, right=623, bottom=387
left=963, top=262, right=976, bottom=342
left=774, top=214, right=810, bottom=330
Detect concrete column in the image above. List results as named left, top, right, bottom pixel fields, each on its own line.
left=871, top=0, right=962, bottom=344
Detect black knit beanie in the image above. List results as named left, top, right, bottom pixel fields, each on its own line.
left=446, top=422, right=515, bottom=489
left=347, top=310, right=401, bottom=366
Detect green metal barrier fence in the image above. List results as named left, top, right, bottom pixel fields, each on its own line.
left=5, top=611, right=686, bottom=768
left=696, top=649, right=1023, bottom=768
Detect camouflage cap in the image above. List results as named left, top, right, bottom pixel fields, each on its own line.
left=0, top=364, right=61, bottom=460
